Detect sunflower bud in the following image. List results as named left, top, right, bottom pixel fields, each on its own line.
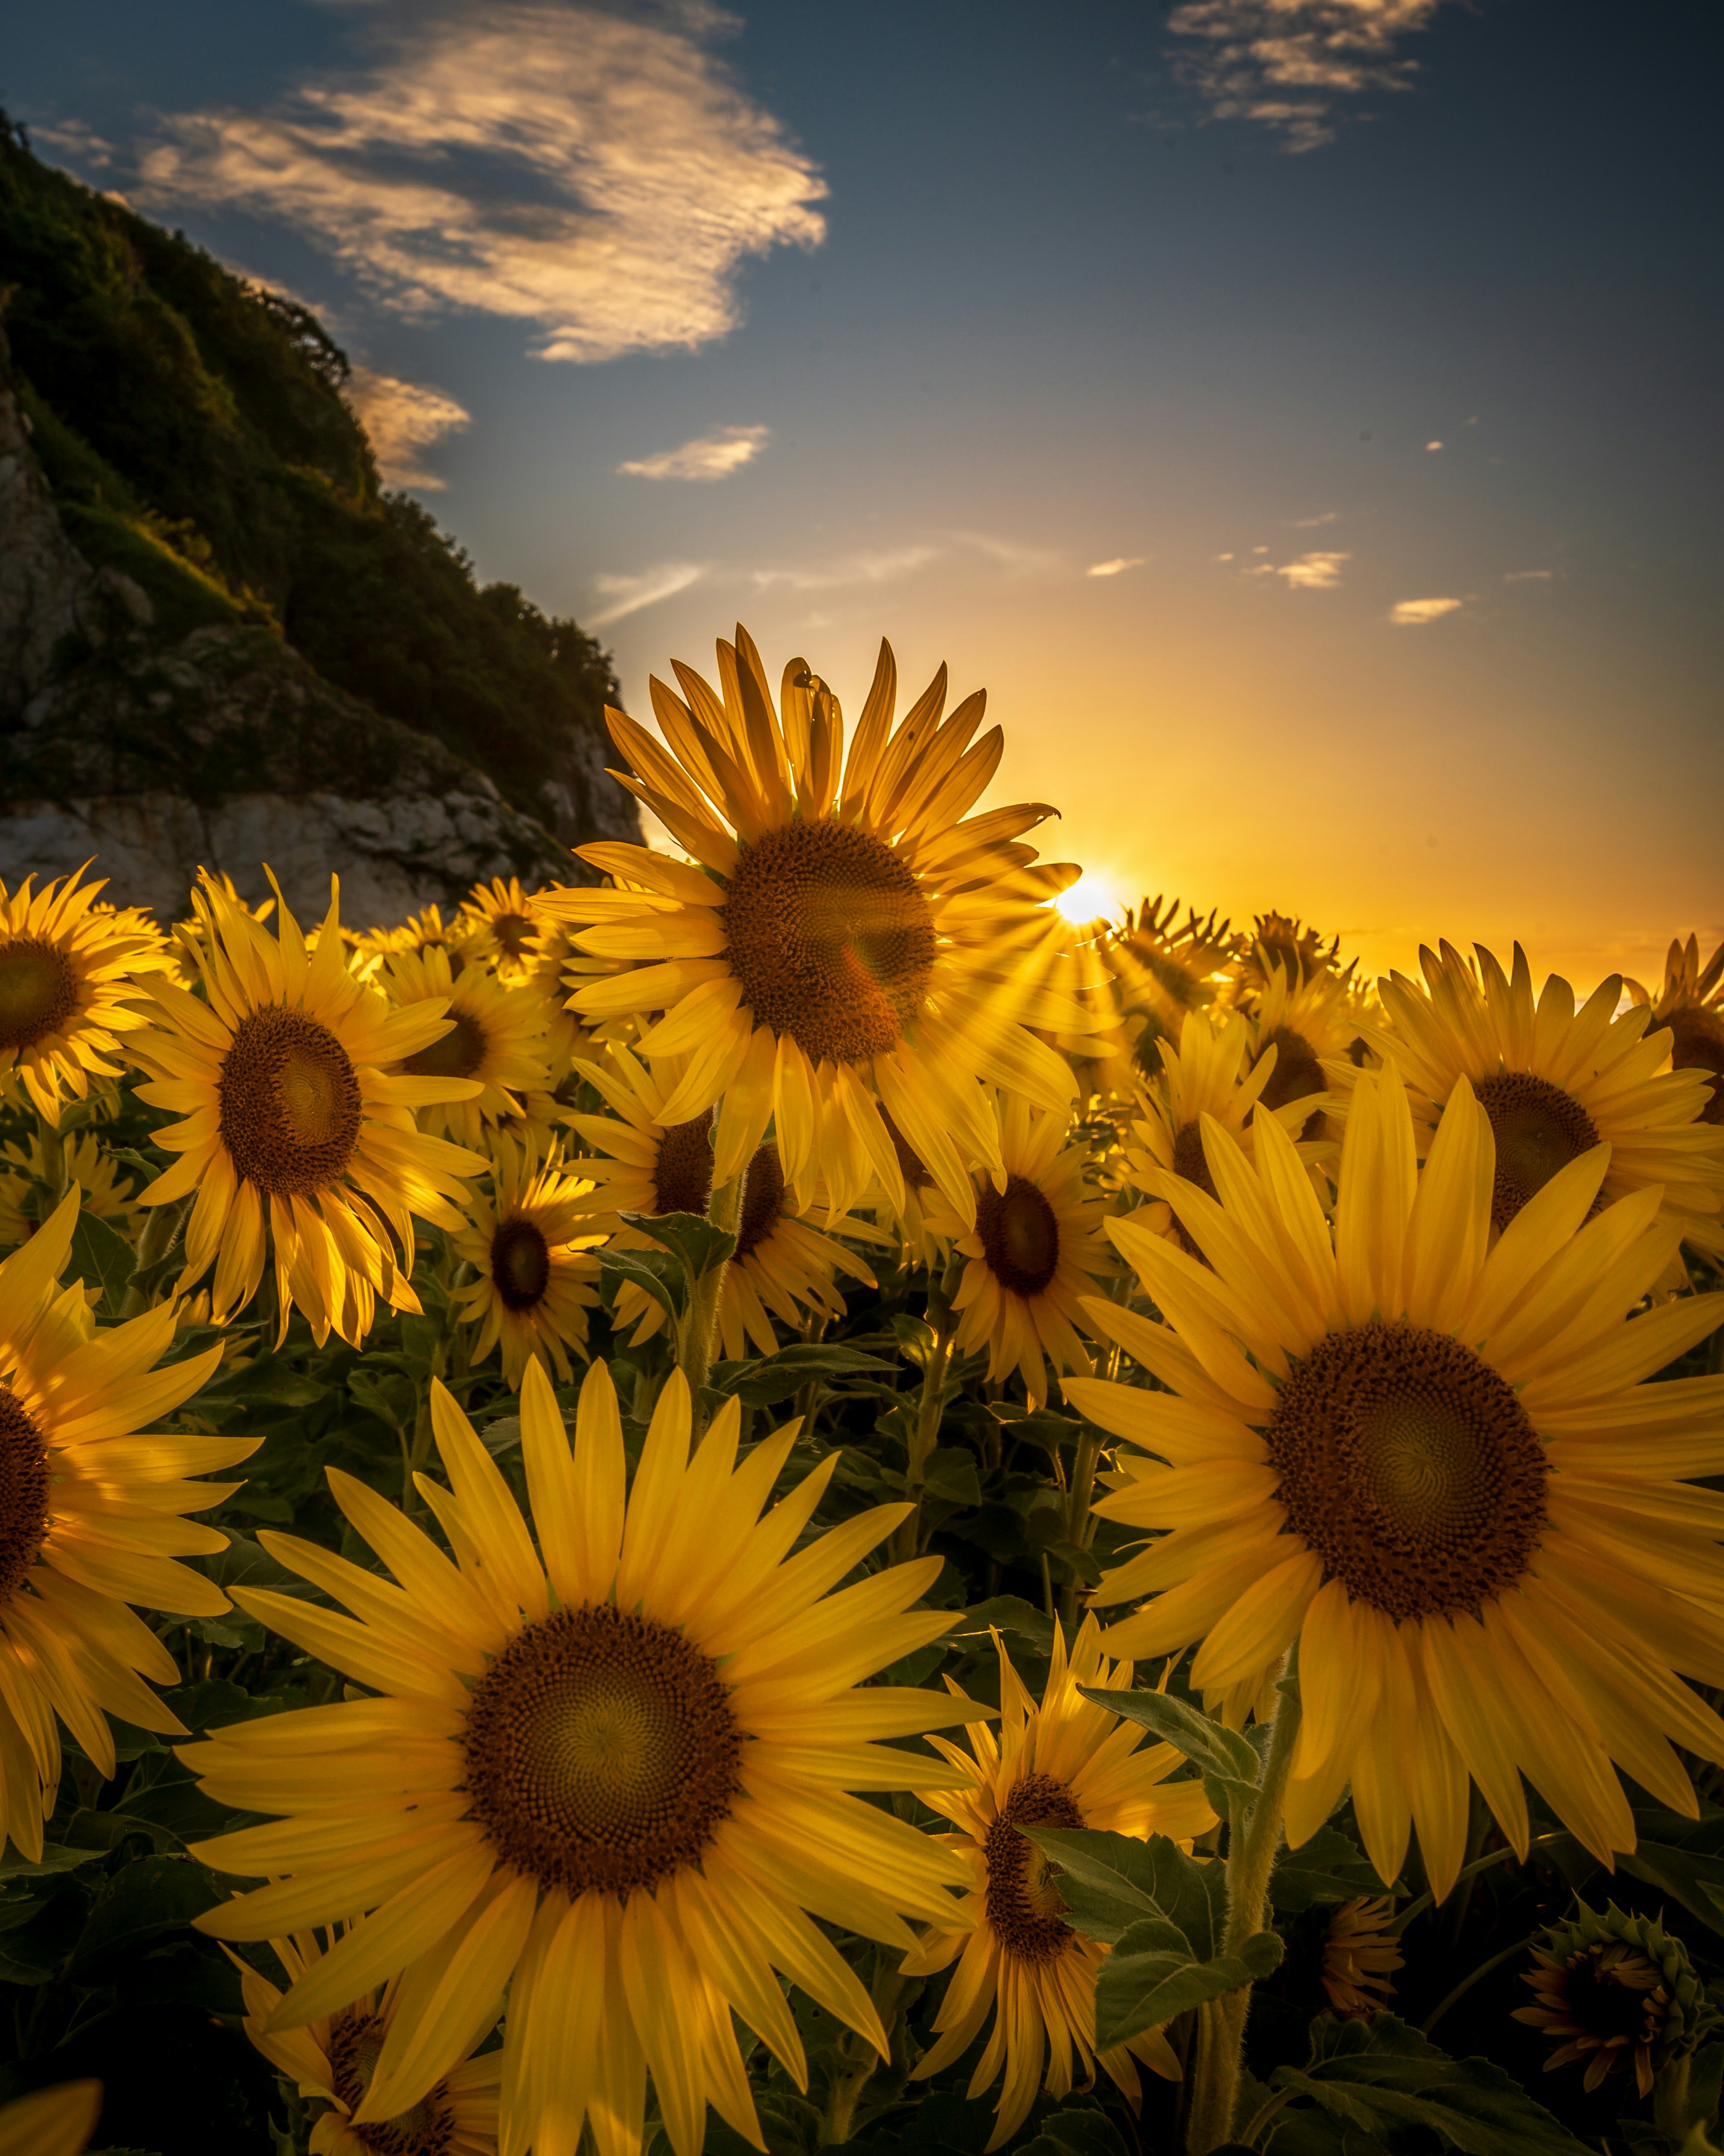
left=1513, top=1901, right=1718, bottom=2098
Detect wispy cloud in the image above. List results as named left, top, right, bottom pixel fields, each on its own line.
left=344, top=366, right=469, bottom=489
left=1263, top=550, right=1350, bottom=589
left=1504, top=568, right=1557, bottom=583
left=590, top=561, right=705, bottom=628
left=1390, top=595, right=1463, bottom=625
left=750, top=545, right=942, bottom=595
left=1166, top=0, right=1448, bottom=154
left=1086, top=556, right=1147, bottom=578
left=134, top=3, right=826, bottom=364
left=31, top=118, right=118, bottom=169
left=620, top=424, right=770, bottom=483
left=1286, top=510, right=1338, bottom=529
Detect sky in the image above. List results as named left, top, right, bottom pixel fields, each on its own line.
left=10, top=0, right=1722, bottom=992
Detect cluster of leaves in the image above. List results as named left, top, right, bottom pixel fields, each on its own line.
left=3, top=1065, right=1722, bottom=2156
left=0, top=114, right=619, bottom=833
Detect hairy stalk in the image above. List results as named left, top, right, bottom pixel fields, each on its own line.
left=677, top=1173, right=742, bottom=1418
left=892, top=1292, right=957, bottom=1561
left=1186, top=1649, right=1303, bottom=2155
left=821, top=1962, right=912, bottom=2145
left=1058, top=1425, right=1102, bottom=1627
left=34, top=1113, right=66, bottom=1205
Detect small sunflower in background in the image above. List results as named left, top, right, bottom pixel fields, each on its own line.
left=903, top=1618, right=1212, bottom=2150
left=458, top=875, right=547, bottom=982
left=450, top=1135, right=603, bottom=1385
left=1073, top=1069, right=1724, bottom=1897
left=930, top=1097, right=1112, bottom=1406
left=0, top=868, right=160, bottom=1124
left=0, top=1192, right=255, bottom=1862
left=350, top=904, right=468, bottom=979
left=378, top=943, right=550, bottom=1148
left=547, top=625, right=1098, bottom=1224
left=185, top=1361, right=983, bottom=2156
left=1242, top=954, right=1355, bottom=1135
left=1096, top=893, right=1238, bottom=1089
left=1627, top=930, right=1724, bottom=1127
left=0, top=1126, right=139, bottom=1248
left=1319, top=1896, right=1403, bottom=2019
left=1237, top=910, right=1346, bottom=997
left=1121, top=1010, right=1319, bottom=1256
left=1513, top=1903, right=1715, bottom=2099
left=229, top=1929, right=501, bottom=2156
left=131, top=872, right=486, bottom=1345
left=1349, top=940, right=1724, bottom=1253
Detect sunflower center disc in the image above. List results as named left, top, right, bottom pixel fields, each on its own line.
left=491, top=910, right=533, bottom=959
left=983, top=1773, right=1084, bottom=1966
left=402, top=1009, right=488, bottom=1082
left=721, top=820, right=937, bottom=1066
left=1256, top=1025, right=1326, bottom=1125
left=491, top=1218, right=551, bottom=1310
left=0, top=1390, right=51, bottom=1606
left=1475, top=1071, right=1601, bottom=1230
left=1560, top=1944, right=1667, bottom=2048
left=0, top=938, right=79, bottom=1052
left=652, top=1109, right=715, bottom=1216
left=1667, top=1007, right=1724, bottom=1126
left=328, top=2009, right=456, bottom=2156
left=1266, top=1320, right=1548, bottom=1621
left=734, top=1143, right=786, bottom=1261
left=1169, top=1120, right=1218, bottom=1259
left=462, top=1603, right=743, bottom=1898
left=976, top=1174, right=1060, bottom=1296
left=218, top=1005, right=363, bottom=1196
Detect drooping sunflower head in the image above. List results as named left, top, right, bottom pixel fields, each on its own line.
left=0, top=868, right=161, bottom=1124
left=1319, top=1896, right=1404, bottom=2020
left=548, top=624, right=1092, bottom=1223
left=458, top=876, right=548, bottom=983
left=1513, top=1902, right=1714, bottom=2099
left=131, top=870, right=486, bottom=1344
left=1361, top=940, right=1724, bottom=1245
left=450, top=1134, right=602, bottom=1385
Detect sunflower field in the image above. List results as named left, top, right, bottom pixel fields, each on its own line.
left=1, top=624, right=1722, bottom=2156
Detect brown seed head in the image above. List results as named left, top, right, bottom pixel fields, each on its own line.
left=402, top=1009, right=488, bottom=1082
left=983, top=1773, right=1085, bottom=1966
left=1475, top=1071, right=1601, bottom=1231
left=0, top=938, right=79, bottom=1054
left=490, top=1217, right=552, bottom=1311
left=0, top=1390, right=50, bottom=1606
left=1667, top=1006, right=1724, bottom=1126
left=976, top=1174, right=1060, bottom=1298
left=734, top=1143, right=786, bottom=1262
left=651, top=1109, right=715, bottom=1217
left=217, top=1005, right=363, bottom=1196
left=327, top=2009, right=456, bottom=2156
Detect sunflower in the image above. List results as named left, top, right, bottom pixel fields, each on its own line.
left=1070, top=1067, right=1724, bottom=1900
left=1319, top=1897, right=1403, bottom=2019
left=902, top=1618, right=1211, bottom=2150
left=130, top=873, right=487, bottom=1346
left=1121, top=1011, right=1322, bottom=1258
left=1242, top=957, right=1355, bottom=1136
left=184, top=1361, right=983, bottom=2156
left=459, top=876, right=549, bottom=983
left=0, top=2082, right=101, bottom=2156
left=1627, top=932, right=1724, bottom=1128
left=450, top=1136, right=603, bottom=1385
left=1513, top=1903, right=1712, bottom=2100
left=1098, top=895, right=1237, bottom=1086
left=544, top=626, right=1098, bottom=1225
left=230, top=1929, right=501, bottom=2156
left=0, top=1128, right=139, bottom=1249
left=351, top=905, right=468, bottom=979
left=0, top=869, right=160, bottom=1124
left=1350, top=941, right=1724, bottom=1252
left=0, top=1191, right=254, bottom=1863
left=378, top=944, right=550, bottom=1148
left=569, top=1046, right=880, bottom=1362
left=1237, top=912, right=1344, bottom=997
left=927, top=1097, right=1112, bottom=1406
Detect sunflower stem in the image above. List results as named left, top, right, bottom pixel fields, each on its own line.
left=892, top=1297, right=957, bottom=1561
left=677, top=1173, right=742, bottom=1420
left=119, top=1194, right=189, bottom=1318
left=1058, top=1426, right=1102, bottom=1627
left=34, top=1113, right=66, bottom=1206
left=1186, top=1648, right=1302, bottom=2155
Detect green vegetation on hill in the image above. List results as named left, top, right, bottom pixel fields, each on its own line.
left=0, top=114, right=619, bottom=833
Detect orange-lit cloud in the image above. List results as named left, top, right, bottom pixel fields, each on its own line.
left=1390, top=595, right=1463, bottom=624
left=136, top=4, right=827, bottom=363
left=343, top=366, right=468, bottom=489
left=1167, top=0, right=1450, bottom=153
left=1086, top=556, right=1146, bottom=577
left=1270, top=550, right=1350, bottom=589
left=619, top=425, right=770, bottom=482
left=591, top=562, right=706, bottom=628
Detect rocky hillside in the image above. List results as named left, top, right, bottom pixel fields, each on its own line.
left=0, top=116, right=638, bottom=919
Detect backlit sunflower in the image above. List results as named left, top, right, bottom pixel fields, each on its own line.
left=0, top=1191, right=254, bottom=1862
left=0, top=1128, right=139, bottom=1248
left=1627, top=932, right=1724, bottom=1127
left=1237, top=912, right=1345, bottom=998
left=1348, top=941, right=1724, bottom=1252
left=184, top=1361, right=983, bottom=2156
left=1121, top=1010, right=1320, bottom=1257
left=450, top=1136, right=603, bottom=1385
left=1243, top=957, right=1354, bottom=1137
left=569, top=1046, right=880, bottom=1361
left=0, top=869, right=159, bottom=1124
left=131, top=873, right=486, bottom=1346
left=378, top=944, right=550, bottom=1148
left=928, top=1097, right=1112, bottom=1406
left=1098, top=895, right=1237, bottom=1088
left=351, top=905, right=468, bottom=979
left=460, top=876, right=549, bottom=983
left=902, top=1618, right=1211, bottom=2150
left=230, top=1929, right=501, bottom=2156
left=1071, top=1069, right=1724, bottom=1899
left=545, top=626, right=1096, bottom=1224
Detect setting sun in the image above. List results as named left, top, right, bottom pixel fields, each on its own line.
left=1053, top=868, right=1126, bottom=927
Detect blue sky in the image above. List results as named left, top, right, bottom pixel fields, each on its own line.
left=10, top=0, right=1721, bottom=986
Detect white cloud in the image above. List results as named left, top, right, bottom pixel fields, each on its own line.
left=343, top=366, right=469, bottom=488
left=135, top=3, right=827, bottom=364
left=751, top=545, right=942, bottom=595
left=1086, top=556, right=1146, bottom=578
left=1390, top=595, right=1463, bottom=625
left=1274, top=550, right=1350, bottom=590
left=619, top=424, right=770, bottom=482
left=589, top=561, right=705, bottom=628
left=1167, top=0, right=1448, bottom=153
left=1504, top=569, right=1556, bottom=582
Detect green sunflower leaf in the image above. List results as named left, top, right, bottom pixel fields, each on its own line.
left=66, top=1208, right=136, bottom=1317
left=1092, top=1916, right=1280, bottom=2051
left=598, top=1243, right=687, bottom=1323
left=617, top=1209, right=736, bottom=1287
left=1078, top=1685, right=1262, bottom=1796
